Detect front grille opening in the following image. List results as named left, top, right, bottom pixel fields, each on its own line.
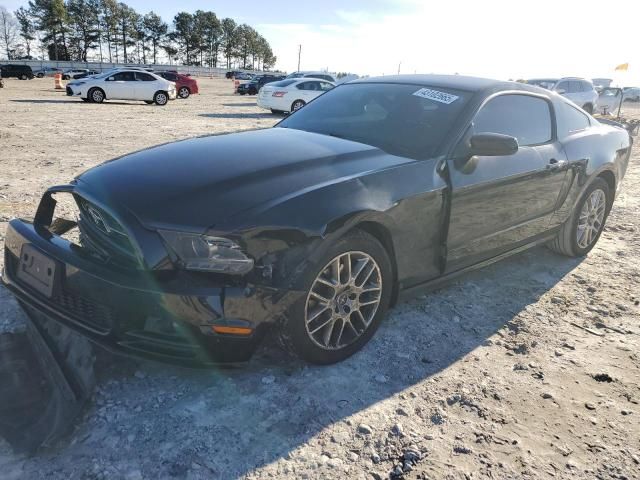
left=46, top=192, right=141, bottom=269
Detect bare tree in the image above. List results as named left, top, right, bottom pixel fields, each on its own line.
left=0, top=6, right=19, bottom=59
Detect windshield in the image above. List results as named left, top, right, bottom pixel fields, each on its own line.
left=277, top=83, right=470, bottom=159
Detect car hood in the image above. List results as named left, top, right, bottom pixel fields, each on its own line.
left=75, top=128, right=413, bottom=232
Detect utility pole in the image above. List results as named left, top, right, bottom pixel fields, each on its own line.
left=398, top=62, right=401, bottom=75
left=298, top=44, right=302, bottom=72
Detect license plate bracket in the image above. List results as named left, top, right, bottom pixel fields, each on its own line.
left=17, top=245, right=60, bottom=299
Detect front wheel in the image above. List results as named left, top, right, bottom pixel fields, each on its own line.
left=548, top=177, right=611, bottom=257
left=37, top=73, right=44, bottom=78
left=89, top=88, right=105, bottom=103
left=154, top=91, right=169, bottom=106
left=291, top=100, right=306, bottom=112
left=279, top=230, right=393, bottom=364
left=20, top=74, right=28, bottom=80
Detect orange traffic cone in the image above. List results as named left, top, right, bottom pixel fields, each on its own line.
left=54, top=73, right=64, bottom=90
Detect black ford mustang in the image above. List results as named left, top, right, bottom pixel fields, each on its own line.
left=2, top=75, right=632, bottom=365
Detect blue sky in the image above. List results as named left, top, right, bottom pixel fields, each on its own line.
left=3, top=0, right=640, bottom=83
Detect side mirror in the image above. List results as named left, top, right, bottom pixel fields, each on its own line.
left=470, top=133, right=519, bottom=156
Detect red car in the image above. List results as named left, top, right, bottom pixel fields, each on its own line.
left=156, top=71, right=199, bottom=99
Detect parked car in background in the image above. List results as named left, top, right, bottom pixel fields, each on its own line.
left=597, top=87, right=623, bottom=114
left=258, top=78, right=335, bottom=113
left=73, top=70, right=100, bottom=79
left=66, top=69, right=177, bottom=105
left=34, top=67, right=63, bottom=78
left=592, top=78, right=613, bottom=92
left=226, top=70, right=241, bottom=79
left=0, top=64, right=34, bottom=80
left=62, top=69, right=92, bottom=80
left=155, top=71, right=199, bottom=98
left=237, top=74, right=285, bottom=95
left=3, top=75, right=632, bottom=366
left=623, top=87, right=640, bottom=102
left=285, top=71, right=337, bottom=83
left=527, top=77, right=598, bottom=113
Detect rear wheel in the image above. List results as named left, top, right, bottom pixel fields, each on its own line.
left=37, top=73, right=44, bottom=78
left=279, top=230, right=392, bottom=364
left=89, top=88, right=105, bottom=103
left=291, top=99, right=306, bottom=112
left=178, top=86, right=190, bottom=99
left=20, top=74, right=27, bottom=80
left=154, top=91, right=169, bottom=106
left=548, top=178, right=611, bottom=257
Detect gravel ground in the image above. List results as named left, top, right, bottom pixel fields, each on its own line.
left=0, top=77, right=639, bottom=480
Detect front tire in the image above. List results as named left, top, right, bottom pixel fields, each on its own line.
left=154, top=91, right=169, bottom=106
left=20, top=74, right=27, bottom=80
left=279, top=230, right=393, bottom=364
left=178, top=86, right=190, bottom=99
left=89, top=88, right=105, bottom=103
left=548, top=178, right=611, bottom=257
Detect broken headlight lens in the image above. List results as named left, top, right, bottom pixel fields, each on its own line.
left=159, top=231, right=254, bottom=275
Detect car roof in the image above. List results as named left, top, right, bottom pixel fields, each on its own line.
left=349, top=74, right=523, bottom=93
left=289, top=77, right=336, bottom=84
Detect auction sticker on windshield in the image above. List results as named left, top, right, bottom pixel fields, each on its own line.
left=412, top=88, right=459, bottom=104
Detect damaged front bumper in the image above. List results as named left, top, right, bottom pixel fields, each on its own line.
left=2, top=215, right=302, bottom=367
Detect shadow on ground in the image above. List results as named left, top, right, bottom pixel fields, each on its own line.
left=199, top=112, right=276, bottom=120
left=222, top=102, right=258, bottom=107
left=1, top=246, right=583, bottom=478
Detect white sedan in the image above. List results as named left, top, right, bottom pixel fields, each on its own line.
left=257, top=78, right=335, bottom=114
left=66, top=69, right=177, bottom=105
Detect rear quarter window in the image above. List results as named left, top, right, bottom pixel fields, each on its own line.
left=556, top=101, right=591, bottom=138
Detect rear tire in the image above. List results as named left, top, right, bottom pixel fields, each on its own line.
left=291, top=99, right=306, bottom=112
left=89, top=88, right=105, bottom=103
left=178, top=86, right=190, bottom=99
left=548, top=178, right=611, bottom=257
left=154, top=91, right=169, bottom=106
left=278, top=230, right=393, bottom=365
left=20, top=74, right=27, bottom=80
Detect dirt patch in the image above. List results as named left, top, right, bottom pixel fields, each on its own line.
left=1, top=77, right=639, bottom=479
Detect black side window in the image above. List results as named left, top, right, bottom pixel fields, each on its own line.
left=135, top=72, right=156, bottom=81
left=474, top=94, right=552, bottom=147
left=556, top=102, right=591, bottom=138
left=113, top=72, right=135, bottom=81
left=297, top=82, right=310, bottom=90
left=163, top=73, right=177, bottom=81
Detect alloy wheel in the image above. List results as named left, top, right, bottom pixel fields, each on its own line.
left=576, top=188, right=606, bottom=249
left=305, top=251, right=382, bottom=350
left=92, top=89, right=104, bottom=103
left=292, top=100, right=305, bottom=112
left=155, top=93, right=168, bottom=105
left=178, top=87, right=190, bottom=99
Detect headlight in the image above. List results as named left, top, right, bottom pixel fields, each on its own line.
left=159, top=230, right=254, bottom=275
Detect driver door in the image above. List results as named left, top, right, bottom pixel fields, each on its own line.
left=104, top=71, right=136, bottom=100
left=446, top=93, right=569, bottom=272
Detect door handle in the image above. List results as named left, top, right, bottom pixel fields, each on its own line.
left=546, top=159, right=568, bottom=171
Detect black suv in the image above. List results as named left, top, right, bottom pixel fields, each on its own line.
left=0, top=64, right=34, bottom=80
left=238, top=75, right=285, bottom=95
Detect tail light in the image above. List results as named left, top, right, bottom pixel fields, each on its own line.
left=272, top=91, right=287, bottom=97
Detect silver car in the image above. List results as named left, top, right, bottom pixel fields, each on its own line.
left=527, top=77, right=599, bottom=114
